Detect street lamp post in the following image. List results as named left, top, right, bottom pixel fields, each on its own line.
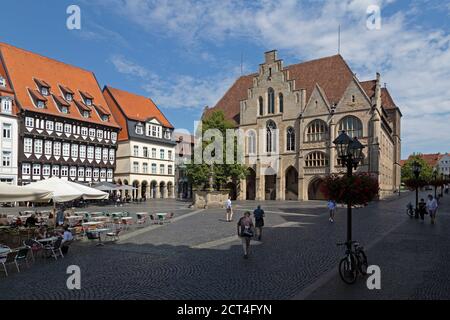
left=412, top=161, right=422, bottom=218
left=333, top=130, right=365, bottom=247
left=432, top=168, right=437, bottom=200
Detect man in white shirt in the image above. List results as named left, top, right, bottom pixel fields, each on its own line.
left=426, top=194, right=438, bottom=224
left=225, top=196, right=233, bottom=222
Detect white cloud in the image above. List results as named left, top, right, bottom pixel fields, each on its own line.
left=96, top=0, right=450, bottom=155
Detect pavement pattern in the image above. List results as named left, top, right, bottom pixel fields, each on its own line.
left=0, top=191, right=448, bottom=300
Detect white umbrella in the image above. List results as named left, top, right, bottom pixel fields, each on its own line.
left=0, top=182, right=53, bottom=203
left=25, top=177, right=108, bottom=202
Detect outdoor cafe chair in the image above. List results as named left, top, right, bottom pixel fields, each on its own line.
left=1, top=250, right=17, bottom=277
left=44, top=237, right=64, bottom=260
left=136, top=214, right=147, bottom=225
left=23, top=239, right=44, bottom=261
left=106, top=228, right=122, bottom=242
left=15, top=247, right=31, bottom=271
left=149, top=214, right=159, bottom=225
left=86, top=231, right=100, bottom=243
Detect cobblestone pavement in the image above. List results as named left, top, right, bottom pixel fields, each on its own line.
left=0, top=192, right=448, bottom=299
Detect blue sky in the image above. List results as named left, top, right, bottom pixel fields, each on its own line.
left=1, top=0, right=450, bottom=158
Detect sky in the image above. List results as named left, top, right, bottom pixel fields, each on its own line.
left=1, top=0, right=450, bottom=158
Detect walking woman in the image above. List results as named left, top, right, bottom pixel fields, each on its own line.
left=225, top=196, right=233, bottom=222
left=327, top=199, right=337, bottom=223
left=426, top=194, right=438, bottom=224
left=237, top=211, right=254, bottom=259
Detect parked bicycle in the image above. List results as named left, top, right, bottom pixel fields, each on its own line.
left=337, top=240, right=368, bottom=284
left=406, top=202, right=414, bottom=218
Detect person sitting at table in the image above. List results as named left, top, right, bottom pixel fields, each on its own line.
left=61, top=226, right=74, bottom=255
left=25, top=214, right=38, bottom=227
left=0, top=214, right=8, bottom=226
left=36, top=226, right=47, bottom=240
left=15, top=216, right=23, bottom=227
left=46, top=213, right=55, bottom=228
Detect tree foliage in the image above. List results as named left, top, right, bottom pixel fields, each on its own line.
left=186, top=110, right=248, bottom=189
left=401, top=154, right=434, bottom=182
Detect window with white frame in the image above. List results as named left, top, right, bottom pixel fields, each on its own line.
left=32, top=164, right=41, bottom=176
left=87, top=146, right=94, bottom=159
left=36, top=119, right=40, bottom=129
left=37, top=100, right=45, bottom=109
left=133, top=162, right=139, bottom=173
left=45, top=121, right=54, bottom=131
left=306, top=120, right=328, bottom=142
left=305, top=152, right=329, bottom=167
left=97, top=130, right=103, bottom=139
left=52, top=165, right=59, bottom=177
left=151, top=148, right=156, bottom=158
left=71, top=145, right=78, bottom=159
left=168, top=150, right=172, bottom=160
left=109, top=149, right=114, bottom=161
left=247, top=130, right=256, bottom=155
left=133, top=146, right=139, bottom=157
left=70, top=166, right=77, bottom=178
left=25, top=117, right=34, bottom=128
left=111, top=132, right=117, bottom=142
left=61, top=166, right=68, bottom=177
left=2, top=123, right=11, bottom=139
left=22, top=163, right=31, bottom=175
left=286, top=127, right=295, bottom=151
left=85, top=98, right=92, bottom=106
left=159, top=164, right=165, bottom=175
left=62, top=143, right=70, bottom=157
left=43, top=165, right=51, bottom=176
left=1, top=97, right=12, bottom=114
left=24, top=138, right=33, bottom=153
left=100, top=169, right=106, bottom=179
left=168, top=165, right=173, bottom=175
left=107, top=169, right=113, bottom=179
left=78, top=167, right=85, bottom=178
left=95, top=147, right=101, bottom=161
left=160, top=149, right=165, bottom=160
left=93, top=168, right=99, bottom=179
left=143, top=147, right=148, bottom=158
left=142, top=163, right=148, bottom=173
left=0, top=77, right=5, bottom=87
left=64, top=124, right=71, bottom=134
left=81, top=127, right=88, bottom=136
left=164, top=130, right=171, bottom=140
left=2, top=151, right=11, bottom=167
left=65, top=93, right=73, bottom=102
left=135, top=123, right=144, bottom=135
left=34, top=139, right=43, bottom=154
left=61, top=106, right=68, bottom=114
left=82, top=111, right=90, bottom=118
left=40, top=87, right=49, bottom=96
left=55, top=122, right=63, bottom=132
left=85, top=168, right=92, bottom=178
left=101, top=115, right=108, bottom=122
left=79, top=145, right=86, bottom=158
left=102, top=148, right=108, bottom=162
left=89, top=128, right=95, bottom=138
left=53, top=142, right=61, bottom=156
left=44, top=141, right=52, bottom=155
left=151, top=163, right=156, bottom=174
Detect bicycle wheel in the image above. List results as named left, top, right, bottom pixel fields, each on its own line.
left=339, top=254, right=357, bottom=284
left=356, top=249, right=368, bottom=275
left=405, top=208, right=413, bottom=218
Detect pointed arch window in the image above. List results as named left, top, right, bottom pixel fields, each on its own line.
left=306, top=119, right=328, bottom=142
left=247, top=130, right=257, bottom=155
left=266, top=120, right=277, bottom=153
left=279, top=93, right=284, bottom=113
left=258, top=96, right=264, bottom=116
left=286, top=127, right=295, bottom=151
left=268, top=88, right=275, bottom=114
left=338, top=116, right=362, bottom=138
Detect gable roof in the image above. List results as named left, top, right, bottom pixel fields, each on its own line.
left=402, top=153, right=442, bottom=168
left=206, top=54, right=399, bottom=125
left=103, top=86, right=173, bottom=129
left=0, top=42, right=119, bottom=128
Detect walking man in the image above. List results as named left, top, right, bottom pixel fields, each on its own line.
left=225, top=196, right=233, bottom=222
left=426, top=194, right=438, bottom=224
left=327, top=199, right=337, bottom=223
left=253, top=205, right=265, bottom=241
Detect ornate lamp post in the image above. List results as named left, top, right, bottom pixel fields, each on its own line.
left=333, top=130, right=365, bottom=246
left=412, top=161, right=422, bottom=217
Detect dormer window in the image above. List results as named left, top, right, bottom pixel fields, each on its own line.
left=66, top=93, right=73, bottom=102
left=85, top=99, right=92, bottom=106
left=135, top=123, right=144, bottom=135
left=61, top=106, right=68, bottom=114
left=0, top=77, right=6, bottom=87
left=1, top=97, right=12, bottom=114
left=82, top=111, right=90, bottom=118
left=164, top=130, right=171, bottom=140
left=41, top=87, right=49, bottom=96
left=37, top=100, right=45, bottom=109
left=101, top=115, right=108, bottom=121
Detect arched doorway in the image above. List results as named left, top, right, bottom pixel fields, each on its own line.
left=246, top=168, right=256, bottom=200
left=150, top=180, right=157, bottom=198
left=123, top=179, right=129, bottom=198
left=132, top=180, right=140, bottom=200
left=265, top=174, right=277, bottom=200
left=167, top=182, right=173, bottom=198
left=159, top=181, right=166, bottom=199
left=226, top=182, right=237, bottom=200
left=308, top=177, right=326, bottom=200
left=141, top=180, right=148, bottom=200
left=285, top=166, right=298, bottom=200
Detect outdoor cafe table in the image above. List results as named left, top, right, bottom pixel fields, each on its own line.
left=82, top=222, right=102, bottom=227
left=90, top=212, right=104, bottom=217
left=37, top=236, right=58, bottom=245
left=88, top=228, right=110, bottom=246
left=0, top=247, right=10, bottom=255
left=92, top=216, right=109, bottom=222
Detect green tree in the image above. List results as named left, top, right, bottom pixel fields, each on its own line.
left=401, top=154, right=433, bottom=183
left=186, top=110, right=248, bottom=190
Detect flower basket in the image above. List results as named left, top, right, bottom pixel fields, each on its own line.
left=320, top=173, right=379, bottom=207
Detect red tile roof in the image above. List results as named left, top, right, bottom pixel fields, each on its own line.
left=34, top=78, right=51, bottom=88
left=52, top=94, right=70, bottom=107
left=74, top=100, right=91, bottom=112
left=103, top=86, right=173, bottom=128
left=59, top=85, right=74, bottom=95
left=28, top=88, right=47, bottom=102
left=360, top=80, right=397, bottom=110
left=402, top=153, right=443, bottom=167
left=0, top=42, right=119, bottom=128
left=206, top=54, right=399, bottom=125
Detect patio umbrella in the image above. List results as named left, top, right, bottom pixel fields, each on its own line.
left=25, top=177, right=108, bottom=202
left=93, top=181, right=118, bottom=191
left=115, top=184, right=137, bottom=191
left=0, top=182, right=53, bottom=203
